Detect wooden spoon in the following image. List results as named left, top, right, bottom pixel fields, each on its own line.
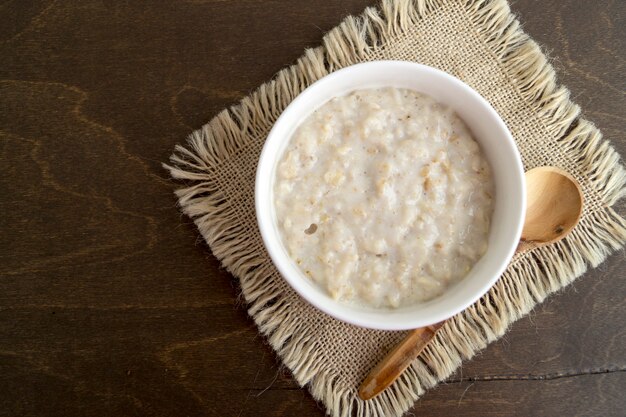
left=358, top=166, right=584, bottom=401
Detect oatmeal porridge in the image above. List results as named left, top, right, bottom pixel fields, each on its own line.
left=273, top=87, right=495, bottom=308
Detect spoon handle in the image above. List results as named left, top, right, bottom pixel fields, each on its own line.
left=358, top=244, right=531, bottom=401
left=358, top=321, right=445, bottom=400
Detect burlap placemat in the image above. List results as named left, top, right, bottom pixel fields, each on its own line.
left=166, top=0, right=626, bottom=416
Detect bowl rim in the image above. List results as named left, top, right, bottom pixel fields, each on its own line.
left=255, top=60, right=525, bottom=330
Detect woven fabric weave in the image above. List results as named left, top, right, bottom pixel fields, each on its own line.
left=166, top=1, right=626, bottom=416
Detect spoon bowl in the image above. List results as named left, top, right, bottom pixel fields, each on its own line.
left=522, top=166, right=584, bottom=244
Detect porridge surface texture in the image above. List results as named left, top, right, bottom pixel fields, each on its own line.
left=274, top=88, right=494, bottom=308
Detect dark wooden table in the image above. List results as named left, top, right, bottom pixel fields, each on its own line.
left=1, top=1, right=624, bottom=416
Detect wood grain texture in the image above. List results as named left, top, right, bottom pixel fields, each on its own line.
left=0, top=1, right=624, bottom=416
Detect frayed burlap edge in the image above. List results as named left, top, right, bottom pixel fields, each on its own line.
left=165, top=0, right=626, bottom=416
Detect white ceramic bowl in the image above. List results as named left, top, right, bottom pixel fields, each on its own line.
left=255, top=61, right=525, bottom=330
